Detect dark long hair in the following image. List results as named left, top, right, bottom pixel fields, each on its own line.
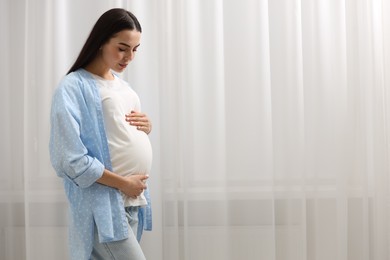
left=67, top=8, right=142, bottom=74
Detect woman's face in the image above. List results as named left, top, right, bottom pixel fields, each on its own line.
left=100, top=29, right=141, bottom=73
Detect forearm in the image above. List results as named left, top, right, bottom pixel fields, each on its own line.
left=96, top=169, right=149, bottom=197
left=96, top=169, right=126, bottom=190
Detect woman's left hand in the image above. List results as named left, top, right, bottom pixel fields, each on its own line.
left=125, top=110, right=152, bottom=134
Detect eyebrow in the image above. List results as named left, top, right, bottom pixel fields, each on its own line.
left=119, top=42, right=140, bottom=48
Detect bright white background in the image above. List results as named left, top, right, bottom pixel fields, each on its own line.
left=1, top=0, right=390, bottom=259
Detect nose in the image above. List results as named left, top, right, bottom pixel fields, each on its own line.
left=125, top=51, right=135, bottom=62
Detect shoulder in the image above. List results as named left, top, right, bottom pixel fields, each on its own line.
left=52, top=71, right=87, bottom=106
left=57, top=70, right=90, bottom=91
left=54, top=70, right=95, bottom=97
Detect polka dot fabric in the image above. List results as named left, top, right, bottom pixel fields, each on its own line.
left=49, top=69, right=152, bottom=260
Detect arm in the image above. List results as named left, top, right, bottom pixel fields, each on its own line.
left=49, top=86, right=105, bottom=188
left=97, top=169, right=149, bottom=198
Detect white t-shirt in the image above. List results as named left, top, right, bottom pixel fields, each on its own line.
left=93, top=73, right=152, bottom=207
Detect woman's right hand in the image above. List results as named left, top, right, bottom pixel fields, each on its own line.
left=97, top=170, right=149, bottom=198
left=119, top=174, right=149, bottom=198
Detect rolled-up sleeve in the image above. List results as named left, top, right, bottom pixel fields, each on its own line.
left=49, top=82, right=104, bottom=188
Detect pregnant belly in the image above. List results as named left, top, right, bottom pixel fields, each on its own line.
left=108, top=133, right=153, bottom=176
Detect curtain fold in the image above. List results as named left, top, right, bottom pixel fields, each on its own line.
left=1, top=0, right=389, bottom=259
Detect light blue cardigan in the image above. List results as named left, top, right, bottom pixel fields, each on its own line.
left=49, top=69, right=152, bottom=260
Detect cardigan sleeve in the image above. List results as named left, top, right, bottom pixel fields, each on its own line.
left=49, top=77, right=104, bottom=188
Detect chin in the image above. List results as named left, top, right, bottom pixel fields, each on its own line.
left=112, top=68, right=124, bottom=73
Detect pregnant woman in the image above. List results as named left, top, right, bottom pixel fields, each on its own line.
left=49, top=8, right=152, bottom=260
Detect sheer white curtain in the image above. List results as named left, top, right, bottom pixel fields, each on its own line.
left=1, top=0, right=390, bottom=259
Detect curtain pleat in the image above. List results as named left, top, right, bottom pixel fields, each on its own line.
left=1, top=0, right=389, bottom=259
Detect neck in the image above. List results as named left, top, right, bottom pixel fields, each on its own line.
left=85, top=58, right=113, bottom=80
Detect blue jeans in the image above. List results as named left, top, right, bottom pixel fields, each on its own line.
left=90, top=207, right=146, bottom=260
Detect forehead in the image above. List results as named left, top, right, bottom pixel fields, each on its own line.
left=110, top=29, right=141, bottom=46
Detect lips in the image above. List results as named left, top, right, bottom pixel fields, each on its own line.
left=119, top=63, right=128, bottom=69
